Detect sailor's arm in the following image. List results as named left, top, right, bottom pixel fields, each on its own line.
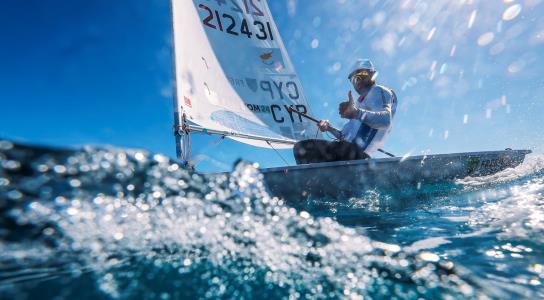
left=355, top=105, right=392, bottom=129
left=318, top=120, right=344, bottom=140
left=328, top=127, right=344, bottom=140
left=340, top=88, right=394, bottom=129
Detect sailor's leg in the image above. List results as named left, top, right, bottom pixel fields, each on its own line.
left=329, top=141, right=369, bottom=162
left=294, top=139, right=336, bottom=164
left=293, top=141, right=309, bottom=164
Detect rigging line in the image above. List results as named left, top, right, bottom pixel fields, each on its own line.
left=266, top=141, right=290, bottom=166
left=326, top=132, right=337, bottom=140
left=210, top=135, right=226, bottom=146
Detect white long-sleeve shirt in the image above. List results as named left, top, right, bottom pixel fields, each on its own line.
left=340, top=84, right=397, bottom=155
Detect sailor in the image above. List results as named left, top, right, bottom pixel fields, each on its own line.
left=294, top=59, right=397, bottom=164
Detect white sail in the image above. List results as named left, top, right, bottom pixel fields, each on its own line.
left=171, top=0, right=320, bottom=149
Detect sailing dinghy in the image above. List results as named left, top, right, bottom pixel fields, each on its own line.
left=170, top=0, right=531, bottom=200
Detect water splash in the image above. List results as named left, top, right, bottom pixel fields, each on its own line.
left=458, top=154, right=544, bottom=187
left=0, top=141, right=495, bottom=299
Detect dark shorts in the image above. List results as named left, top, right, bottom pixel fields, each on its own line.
left=293, top=139, right=369, bottom=165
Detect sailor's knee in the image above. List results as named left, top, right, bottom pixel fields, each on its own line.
left=294, top=142, right=307, bottom=156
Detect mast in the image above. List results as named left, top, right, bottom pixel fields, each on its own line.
left=169, top=0, right=185, bottom=161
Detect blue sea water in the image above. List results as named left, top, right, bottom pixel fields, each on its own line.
left=0, top=140, right=543, bottom=299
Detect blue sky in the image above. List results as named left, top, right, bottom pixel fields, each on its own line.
left=1, top=0, right=543, bottom=172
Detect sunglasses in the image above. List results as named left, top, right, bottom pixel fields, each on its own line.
left=349, top=70, right=371, bottom=85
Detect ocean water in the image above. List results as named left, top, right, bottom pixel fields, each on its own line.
left=0, top=141, right=543, bottom=299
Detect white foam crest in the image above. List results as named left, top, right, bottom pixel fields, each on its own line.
left=457, top=154, right=544, bottom=187
left=468, top=177, right=544, bottom=243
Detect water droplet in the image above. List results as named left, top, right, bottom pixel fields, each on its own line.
left=329, top=62, right=341, bottom=73
left=426, top=27, right=436, bottom=41
left=497, top=21, right=503, bottom=33
left=503, top=4, right=522, bottom=21
left=43, top=227, right=55, bottom=236
left=2, top=160, right=21, bottom=170
left=529, top=279, right=541, bottom=286
left=450, top=45, right=457, bottom=57
left=430, top=61, right=437, bottom=72
left=530, top=264, right=543, bottom=273
left=419, top=252, right=440, bottom=262
left=67, top=207, right=79, bottom=216
left=0, top=141, right=13, bottom=150
left=439, top=63, right=448, bottom=74
left=7, top=190, right=22, bottom=200
left=69, top=179, right=82, bottom=188
left=501, top=95, right=507, bottom=106
left=0, top=177, right=9, bottom=186
left=508, top=60, right=525, bottom=73
left=168, top=164, right=179, bottom=172
left=477, top=32, right=495, bottom=46
left=490, top=42, right=505, bottom=55
left=55, top=196, right=67, bottom=204
left=407, top=14, right=419, bottom=27
left=134, top=152, right=146, bottom=161
left=468, top=10, right=477, bottom=28
left=114, top=232, right=124, bottom=240
left=54, top=165, right=67, bottom=174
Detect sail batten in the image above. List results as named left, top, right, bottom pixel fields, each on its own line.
left=171, top=0, right=319, bottom=150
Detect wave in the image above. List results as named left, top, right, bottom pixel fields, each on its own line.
left=0, top=141, right=518, bottom=299
left=467, top=174, right=544, bottom=244
left=457, top=153, right=544, bottom=187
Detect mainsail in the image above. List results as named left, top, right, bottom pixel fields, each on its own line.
left=171, top=0, right=320, bottom=152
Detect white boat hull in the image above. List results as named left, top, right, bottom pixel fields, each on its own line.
left=261, top=150, right=531, bottom=201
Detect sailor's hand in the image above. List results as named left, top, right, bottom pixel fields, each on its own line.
left=317, top=120, right=331, bottom=132
left=339, top=91, right=360, bottom=119
left=348, top=90, right=355, bottom=105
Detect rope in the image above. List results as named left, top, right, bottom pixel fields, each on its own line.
left=266, top=141, right=290, bottom=166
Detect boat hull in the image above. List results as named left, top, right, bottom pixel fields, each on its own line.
left=261, top=150, right=531, bottom=201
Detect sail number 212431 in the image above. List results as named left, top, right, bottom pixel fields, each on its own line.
left=198, top=3, right=274, bottom=41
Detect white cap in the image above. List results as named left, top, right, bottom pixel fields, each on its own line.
left=348, top=59, right=376, bottom=78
